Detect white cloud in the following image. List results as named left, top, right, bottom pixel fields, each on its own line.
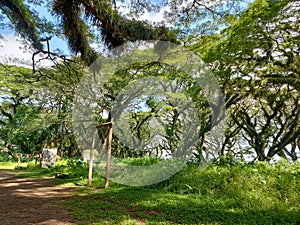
left=0, top=33, right=55, bottom=68
left=140, top=8, right=167, bottom=24
left=116, top=0, right=170, bottom=25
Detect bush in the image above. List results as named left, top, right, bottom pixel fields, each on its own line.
left=147, top=159, right=300, bottom=209
left=120, top=156, right=161, bottom=166
left=0, top=151, right=14, bottom=162
left=50, top=158, right=89, bottom=179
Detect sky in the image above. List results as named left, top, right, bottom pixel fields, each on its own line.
left=0, top=1, right=166, bottom=68
left=0, top=4, right=70, bottom=67
left=0, top=0, right=252, bottom=68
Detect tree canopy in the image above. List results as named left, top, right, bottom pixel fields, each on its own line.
left=0, top=0, right=299, bottom=163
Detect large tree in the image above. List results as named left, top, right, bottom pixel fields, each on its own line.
left=0, top=0, right=43, bottom=49
left=0, top=0, right=251, bottom=65
left=0, top=62, right=84, bottom=157
left=192, top=0, right=300, bottom=161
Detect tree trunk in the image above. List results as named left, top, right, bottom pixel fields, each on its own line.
left=105, top=124, right=113, bottom=188
left=88, top=127, right=96, bottom=186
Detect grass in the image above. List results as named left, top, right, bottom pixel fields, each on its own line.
left=62, top=160, right=300, bottom=225
left=0, top=158, right=106, bottom=187
left=64, top=185, right=299, bottom=225
left=1, top=158, right=299, bottom=224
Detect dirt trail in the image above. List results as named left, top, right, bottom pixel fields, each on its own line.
left=0, top=170, right=78, bottom=225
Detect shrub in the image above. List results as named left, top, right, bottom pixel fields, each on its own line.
left=0, top=151, right=14, bottom=162
left=120, top=156, right=161, bottom=166
left=147, top=159, right=300, bottom=209
left=50, top=158, right=89, bottom=179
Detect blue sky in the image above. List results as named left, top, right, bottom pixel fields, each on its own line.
left=31, top=5, right=71, bottom=55
left=0, top=0, right=252, bottom=67
left=0, top=1, right=164, bottom=67
left=0, top=3, right=70, bottom=67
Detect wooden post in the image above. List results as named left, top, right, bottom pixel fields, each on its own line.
left=105, top=123, right=113, bottom=188
left=27, top=154, right=31, bottom=167
left=88, top=127, right=96, bottom=186
left=16, top=153, right=20, bottom=167
left=94, top=121, right=113, bottom=188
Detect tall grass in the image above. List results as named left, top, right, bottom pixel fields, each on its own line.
left=1, top=156, right=299, bottom=224
left=63, top=157, right=300, bottom=225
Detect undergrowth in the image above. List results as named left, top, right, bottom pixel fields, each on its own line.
left=1, top=156, right=299, bottom=224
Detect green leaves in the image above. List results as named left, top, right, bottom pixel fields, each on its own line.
left=0, top=62, right=84, bottom=156
left=190, top=0, right=300, bottom=161
left=0, top=0, right=43, bottom=49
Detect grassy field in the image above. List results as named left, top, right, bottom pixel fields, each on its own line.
left=1, top=158, right=299, bottom=224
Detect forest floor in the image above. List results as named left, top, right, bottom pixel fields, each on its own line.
left=0, top=170, right=78, bottom=225
left=1, top=162, right=299, bottom=225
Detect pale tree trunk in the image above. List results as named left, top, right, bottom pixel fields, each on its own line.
left=105, top=124, right=113, bottom=188
left=88, top=127, right=96, bottom=186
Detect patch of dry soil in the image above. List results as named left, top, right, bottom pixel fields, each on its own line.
left=0, top=170, right=78, bottom=225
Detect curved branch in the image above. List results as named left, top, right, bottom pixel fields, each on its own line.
left=0, top=0, right=42, bottom=50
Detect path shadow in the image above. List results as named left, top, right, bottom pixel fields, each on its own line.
left=0, top=169, right=78, bottom=225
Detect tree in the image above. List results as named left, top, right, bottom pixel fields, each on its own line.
left=1, top=0, right=252, bottom=65
left=2, top=0, right=299, bottom=164
left=0, top=61, right=84, bottom=157
left=192, top=0, right=300, bottom=161
left=0, top=64, right=44, bottom=154
left=0, top=0, right=43, bottom=49
left=0, top=0, right=179, bottom=65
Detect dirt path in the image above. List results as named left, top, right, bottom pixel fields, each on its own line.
left=0, top=170, right=78, bottom=225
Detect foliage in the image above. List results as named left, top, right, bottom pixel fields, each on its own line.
left=1, top=0, right=299, bottom=163
left=60, top=159, right=299, bottom=225
left=150, top=159, right=300, bottom=200
left=0, top=0, right=299, bottom=222
left=0, top=150, right=14, bottom=162
left=0, top=0, right=252, bottom=65
left=0, top=63, right=83, bottom=157
left=191, top=0, right=300, bottom=161
left=120, top=156, right=161, bottom=166
left=49, top=158, right=89, bottom=179
left=1, top=157, right=299, bottom=224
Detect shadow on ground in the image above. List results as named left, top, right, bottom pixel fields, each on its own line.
left=0, top=169, right=78, bottom=225
left=64, top=186, right=300, bottom=225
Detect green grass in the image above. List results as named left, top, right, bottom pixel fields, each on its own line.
left=1, top=158, right=299, bottom=224
left=0, top=158, right=107, bottom=187
left=0, top=160, right=20, bottom=169
left=65, top=185, right=299, bottom=225
left=61, top=160, right=300, bottom=225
